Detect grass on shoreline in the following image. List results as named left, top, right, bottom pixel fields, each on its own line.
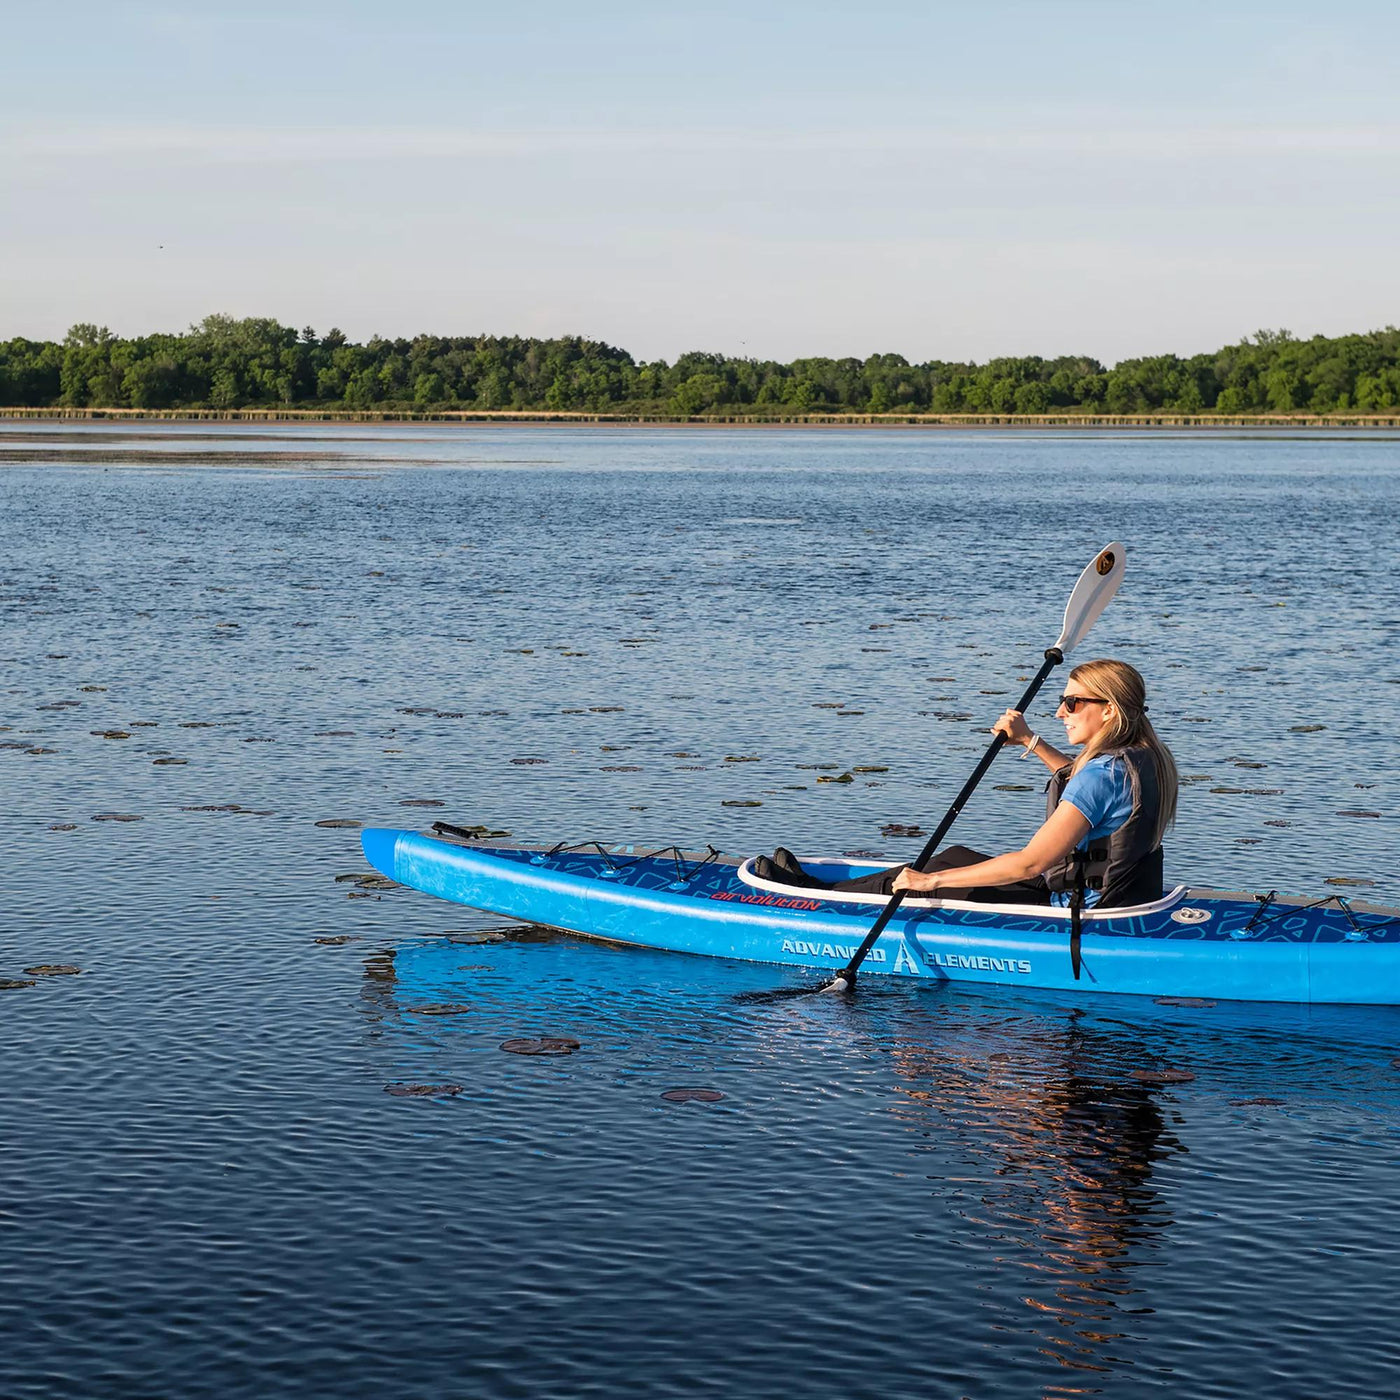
left=3, top=406, right=1399, bottom=429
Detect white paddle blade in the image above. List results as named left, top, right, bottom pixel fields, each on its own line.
left=1054, top=542, right=1126, bottom=655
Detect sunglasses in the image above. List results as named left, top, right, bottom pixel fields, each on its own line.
left=1058, top=694, right=1109, bottom=713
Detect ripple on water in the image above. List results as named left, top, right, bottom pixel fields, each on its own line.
left=4, top=426, right=1400, bottom=1400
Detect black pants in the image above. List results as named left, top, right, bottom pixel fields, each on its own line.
left=826, top=844, right=1051, bottom=904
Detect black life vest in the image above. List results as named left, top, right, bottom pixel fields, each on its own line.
left=1043, top=747, right=1165, bottom=909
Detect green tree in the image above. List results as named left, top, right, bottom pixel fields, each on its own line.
left=671, top=373, right=725, bottom=414
left=414, top=372, right=445, bottom=407
left=1014, top=382, right=1050, bottom=414
left=123, top=356, right=181, bottom=408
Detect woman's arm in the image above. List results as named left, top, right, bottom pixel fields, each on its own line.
left=892, top=801, right=1091, bottom=894
left=993, top=708, right=1070, bottom=772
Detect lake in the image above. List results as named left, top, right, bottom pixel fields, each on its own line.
left=2, top=421, right=1399, bottom=1398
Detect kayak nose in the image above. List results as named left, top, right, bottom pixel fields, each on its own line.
left=361, top=827, right=402, bottom=880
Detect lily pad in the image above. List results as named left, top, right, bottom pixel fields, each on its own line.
left=1290, top=724, right=1327, bottom=733
left=398, top=798, right=445, bottom=807
left=0, top=978, right=36, bottom=990
left=315, top=819, right=362, bottom=829
left=722, top=799, right=763, bottom=807
left=384, top=1083, right=464, bottom=1097
left=407, top=1003, right=470, bottom=1016
left=23, top=964, right=81, bottom=977
left=1153, top=996, right=1216, bottom=1008
left=92, top=813, right=142, bottom=822
left=1130, top=1067, right=1196, bottom=1084
left=501, top=1036, right=580, bottom=1056
left=661, top=1087, right=725, bottom=1103
left=816, top=773, right=854, bottom=784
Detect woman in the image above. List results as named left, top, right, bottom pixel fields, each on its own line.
left=756, top=659, right=1179, bottom=910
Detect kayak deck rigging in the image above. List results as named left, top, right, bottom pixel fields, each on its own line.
left=419, top=822, right=1400, bottom=946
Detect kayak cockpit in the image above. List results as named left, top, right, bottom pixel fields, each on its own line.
left=737, top=855, right=1191, bottom=922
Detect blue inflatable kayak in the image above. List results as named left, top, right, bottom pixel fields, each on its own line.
left=361, top=825, right=1400, bottom=1005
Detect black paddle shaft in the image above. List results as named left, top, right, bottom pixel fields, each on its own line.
left=830, top=646, right=1066, bottom=987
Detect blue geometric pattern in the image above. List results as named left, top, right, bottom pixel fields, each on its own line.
left=481, top=845, right=1400, bottom=946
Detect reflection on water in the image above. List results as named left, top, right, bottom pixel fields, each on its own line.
left=891, top=1008, right=1183, bottom=1392
left=359, top=946, right=399, bottom=1025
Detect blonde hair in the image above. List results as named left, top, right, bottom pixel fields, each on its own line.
left=1067, top=658, right=1178, bottom=848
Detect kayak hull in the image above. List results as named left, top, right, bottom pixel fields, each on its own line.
left=360, top=828, right=1400, bottom=1006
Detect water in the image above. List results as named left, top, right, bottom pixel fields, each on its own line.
left=2, top=422, right=1399, bottom=1397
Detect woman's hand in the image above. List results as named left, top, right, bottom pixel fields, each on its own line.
left=993, top=708, right=1034, bottom=747
left=892, top=866, right=937, bottom=893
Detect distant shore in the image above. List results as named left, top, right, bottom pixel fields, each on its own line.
left=4, top=407, right=1399, bottom=429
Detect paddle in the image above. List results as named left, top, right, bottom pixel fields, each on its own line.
left=744, top=543, right=1126, bottom=1001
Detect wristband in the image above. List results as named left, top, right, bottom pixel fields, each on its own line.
left=1019, top=733, right=1042, bottom=760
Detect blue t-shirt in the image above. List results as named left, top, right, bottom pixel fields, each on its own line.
left=1049, top=755, right=1135, bottom=908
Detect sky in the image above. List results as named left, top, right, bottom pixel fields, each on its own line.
left=2, top=0, right=1398, bottom=365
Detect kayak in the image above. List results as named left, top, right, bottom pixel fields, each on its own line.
left=360, top=826, right=1400, bottom=1006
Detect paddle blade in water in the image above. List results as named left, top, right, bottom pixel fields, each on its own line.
left=1054, top=542, right=1126, bottom=655
left=734, top=977, right=852, bottom=1004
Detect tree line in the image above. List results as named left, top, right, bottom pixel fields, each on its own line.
left=2, top=316, right=1399, bottom=415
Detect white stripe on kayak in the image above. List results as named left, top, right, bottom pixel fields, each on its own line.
left=735, top=857, right=1188, bottom=922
